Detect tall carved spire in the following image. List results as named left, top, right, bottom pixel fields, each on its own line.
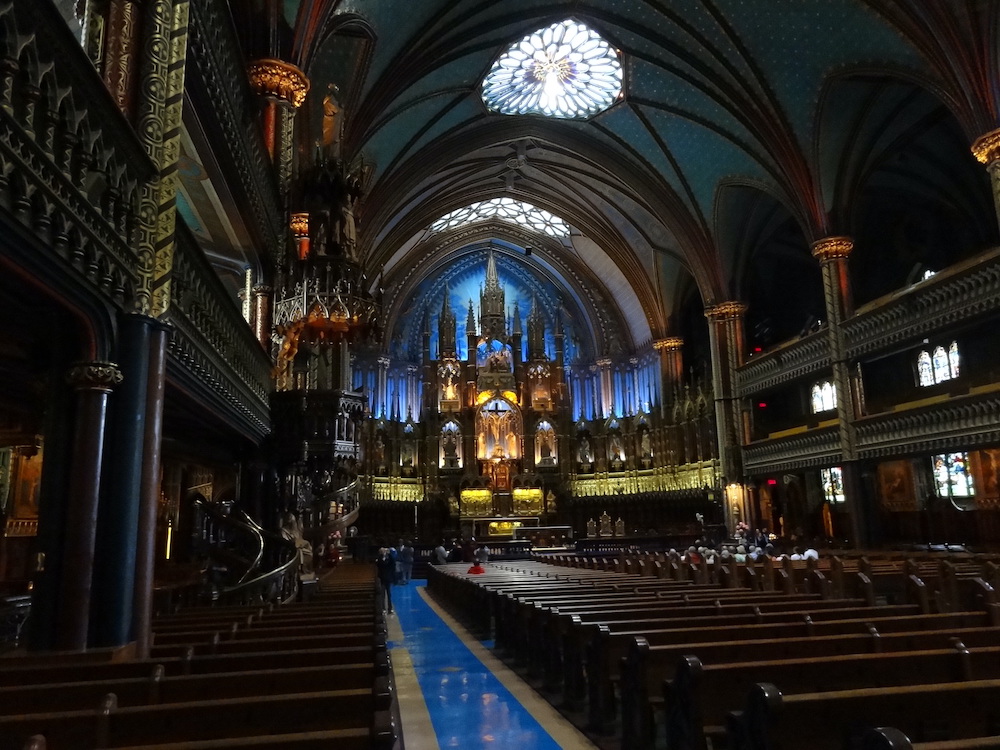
left=527, top=293, right=546, bottom=360
left=438, top=283, right=456, bottom=358
left=479, top=250, right=506, bottom=339
left=466, top=298, right=476, bottom=335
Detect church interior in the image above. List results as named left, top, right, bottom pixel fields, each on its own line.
left=2, top=0, right=1000, bottom=747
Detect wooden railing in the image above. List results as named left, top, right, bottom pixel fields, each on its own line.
left=0, top=0, right=155, bottom=312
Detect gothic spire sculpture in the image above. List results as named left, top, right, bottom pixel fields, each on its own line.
left=479, top=250, right=507, bottom=340
left=439, top=283, right=456, bottom=358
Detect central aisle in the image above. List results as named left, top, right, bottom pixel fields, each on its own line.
left=387, top=580, right=596, bottom=750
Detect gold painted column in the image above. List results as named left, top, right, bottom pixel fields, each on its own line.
left=704, top=302, right=747, bottom=495
left=653, top=336, right=683, bottom=402
left=812, top=236, right=867, bottom=545
left=597, top=358, right=613, bottom=418
left=247, top=59, right=309, bottom=195
left=972, top=128, right=1000, bottom=233
left=134, top=0, right=190, bottom=318
left=252, top=285, right=272, bottom=351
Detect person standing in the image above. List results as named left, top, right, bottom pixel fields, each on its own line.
left=433, top=540, right=448, bottom=565
left=399, top=540, right=414, bottom=584
left=375, top=547, right=396, bottom=614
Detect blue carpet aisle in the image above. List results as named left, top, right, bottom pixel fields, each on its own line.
left=388, top=580, right=595, bottom=750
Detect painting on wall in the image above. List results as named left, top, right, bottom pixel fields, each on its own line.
left=877, top=459, right=916, bottom=512
left=973, top=448, right=1000, bottom=509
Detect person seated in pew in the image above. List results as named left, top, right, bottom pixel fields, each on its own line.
left=790, top=547, right=803, bottom=560
left=764, top=543, right=784, bottom=560
left=734, top=545, right=747, bottom=563
left=747, top=545, right=761, bottom=561
left=802, top=546, right=819, bottom=560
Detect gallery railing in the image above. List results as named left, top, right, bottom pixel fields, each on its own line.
left=168, top=223, right=272, bottom=441
left=0, top=0, right=155, bottom=311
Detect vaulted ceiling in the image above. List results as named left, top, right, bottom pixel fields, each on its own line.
left=227, top=0, right=1000, bottom=362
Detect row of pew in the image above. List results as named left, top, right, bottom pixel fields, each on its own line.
left=540, top=549, right=1000, bottom=611
left=427, top=553, right=1000, bottom=750
left=0, top=565, right=396, bottom=749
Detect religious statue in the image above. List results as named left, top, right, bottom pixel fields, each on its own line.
left=640, top=431, right=652, bottom=457
left=538, top=430, right=553, bottom=462
left=546, top=489, right=557, bottom=514
left=442, top=372, right=457, bottom=401
left=599, top=511, right=612, bottom=537
left=610, top=433, right=625, bottom=462
left=321, top=84, right=343, bottom=155
left=401, top=440, right=414, bottom=468
left=448, top=493, right=460, bottom=516
left=586, top=517, right=597, bottom=538
left=578, top=436, right=593, bottom=465
left=442, top=432, right=458, bottom=466
left=281, top=512, right=314, bottom=575
left=615, top=517, right=625, bottom=538
left=339, top=193, right=357, bottom=260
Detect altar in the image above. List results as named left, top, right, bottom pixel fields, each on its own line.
left=472, top=516, right=540, bottom=540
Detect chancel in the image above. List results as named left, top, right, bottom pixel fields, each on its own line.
left=1, top=1, right=1000, bottom=748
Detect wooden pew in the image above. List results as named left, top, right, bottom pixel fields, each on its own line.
left=606, top=625, right=1000, bottom=737
left=726, top=679, right=1000, bottom=750
left=552, top=603, right=915, bottom=702
left=0, top=688, right=392, bottom=750
left=0, top=662, right=381, bottom=714
left=865, top=727, right=1000, bottom=750
left=0, top=644, right=388, bottom=688
left=588, top=610, right=990, bottom=733
left=660, top=644, right=1000, bottom=750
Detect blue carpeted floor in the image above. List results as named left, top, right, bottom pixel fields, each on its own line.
left=389, top=581, right=565, bottom=749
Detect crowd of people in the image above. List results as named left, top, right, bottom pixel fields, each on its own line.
left=673, top=526, right=819, bottom=565
left=374, top=539, right=416, bottom=614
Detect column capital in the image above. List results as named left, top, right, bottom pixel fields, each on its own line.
left=811, top=236, right=854, bottom=262
left=289, top=212, right=309, bottom=239
left=972, top=128, right=1000, bottom=165
left=595, top=357, right=612, bottom=368
left=653, top=336, right=683, bottom=352
left=66, top=361, right=123, bottom=392
left=247, top=59, right=310, bottom=108
left=704, top=301, right=747, bottom=320
left=252, top=284, right=272, bottom=295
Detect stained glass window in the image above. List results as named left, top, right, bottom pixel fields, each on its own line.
left=811, top=381, right=836, bottom=413
left=948, top=341, right=960, bottom=378
left=933, top=452, right=975, bottom=498
left=821, top=466, right=845, bottom=504
left=932, top=346, right=949, bottom=383
left=430, top=197, right=570, bottom=237
left=917, top=351, right=934, bottom=386
left=481, top=19, right=623, bottom=119
left=917, top=341, right=960, bottom=387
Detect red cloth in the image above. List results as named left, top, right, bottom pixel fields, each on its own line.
left=467, top=564, right=485, bottom=575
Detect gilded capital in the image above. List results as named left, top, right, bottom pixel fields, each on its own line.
left=811, top=236, right=854, bottom=262
left=704, top=301, right=747, bottom=320
left=247, top=59, right=310, bottom=108
left=596, top=358, right=612, bottom=368
left=66, top=361, right=123, bottom=392
left=290, top=212, right=309, bottom=239
left=972, top=128, right=1000, bottom=165
left=653, top=336, right=683, bottom=352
